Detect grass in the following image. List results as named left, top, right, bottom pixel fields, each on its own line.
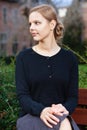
left=79, top=64, right=87, bottom=88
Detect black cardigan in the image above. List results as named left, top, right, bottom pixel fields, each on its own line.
left=15, top=48, right=78, bottom=117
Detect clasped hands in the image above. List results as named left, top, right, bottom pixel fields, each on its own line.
left=40, top=104, right=69, bottom=128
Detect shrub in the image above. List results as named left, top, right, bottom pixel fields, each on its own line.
left=0, top=58, right=19, bottom=130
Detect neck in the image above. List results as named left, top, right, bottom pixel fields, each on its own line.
left=38, top=35, right=59, bottom=52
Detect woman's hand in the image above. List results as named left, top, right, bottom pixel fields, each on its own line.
left=40, top=107, right=59, bottom=128
left=51, top=104, right=69, bottom=117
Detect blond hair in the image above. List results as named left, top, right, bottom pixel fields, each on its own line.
left=29, top=4, right=64, bottom=41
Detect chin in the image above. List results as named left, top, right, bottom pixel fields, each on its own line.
left=33, top=39, right=39, bottom=42
left=33, top=38, right=41, bottom=41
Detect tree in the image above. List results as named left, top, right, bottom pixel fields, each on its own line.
left=63, top=0, right=86, bottom=63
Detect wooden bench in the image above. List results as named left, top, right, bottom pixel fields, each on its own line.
left=72, top=89, right=87, bottom=129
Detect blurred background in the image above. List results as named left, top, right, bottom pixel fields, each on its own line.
left=0, top=0, right=87, bottom=59
left=0, top=0, right=87, bottom=130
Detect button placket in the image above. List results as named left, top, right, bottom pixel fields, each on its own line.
left=47, top=58, right=53, bottom=79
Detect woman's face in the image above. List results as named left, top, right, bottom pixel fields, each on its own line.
left=29, top=11, right=52, bottom=41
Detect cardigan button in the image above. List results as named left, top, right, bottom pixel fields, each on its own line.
left=48, top=65, right=50, bottom=68
left=49, top=75, right=52, bottom=78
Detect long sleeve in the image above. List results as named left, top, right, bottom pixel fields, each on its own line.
left=15, top=52, right=45, bottom=117
left=63, top=54, right=78, bottom=115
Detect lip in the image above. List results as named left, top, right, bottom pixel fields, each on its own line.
left=31, top=33, right=37, bottom=37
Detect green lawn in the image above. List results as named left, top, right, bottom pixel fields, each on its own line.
left=79, top=64, right=87, bottom=88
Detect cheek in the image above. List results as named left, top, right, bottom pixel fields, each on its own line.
left=39, top=24, right=50, bottom=35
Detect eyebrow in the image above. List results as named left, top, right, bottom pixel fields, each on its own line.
left=29, top=20, right=42, bottom=26
left=29, top=20, right=41, bottom=23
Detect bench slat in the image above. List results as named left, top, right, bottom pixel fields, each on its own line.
left=72, top=89, right=87, bottom=126
left=72, top=107, right=87, bottom=125
left=78, top=89, right=87, bottom=105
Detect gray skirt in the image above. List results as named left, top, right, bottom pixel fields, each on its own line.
left=16, top=114, right=80, bottom=130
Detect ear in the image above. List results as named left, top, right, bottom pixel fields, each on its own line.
left=50, top=20, right=56, bottom=31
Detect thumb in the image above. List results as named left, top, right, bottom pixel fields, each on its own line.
left=51, top=104, right=56, bottom=107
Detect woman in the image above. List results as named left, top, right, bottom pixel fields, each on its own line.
left=16, top=4, right=79, bottom=130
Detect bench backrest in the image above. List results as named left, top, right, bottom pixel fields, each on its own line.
left=72, top=89, right=87, bottom=125
left=78, top=89, right=87, bottom=105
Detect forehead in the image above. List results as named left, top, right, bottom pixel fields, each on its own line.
left=29, top=11, right=46, bottom=22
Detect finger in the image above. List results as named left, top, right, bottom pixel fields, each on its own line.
left=51, top=104, right=69, bottom=116
left=58, top=107, right=69, bottom=115
left=51, top=107, right=63, bottom=116
left=51, top=106, right=58, bottom=114
left=52, top=104, right=55, bottom=107
left=57, top=110, right=69, bottom=116
left=54, top=111, right=63, bottom=116
left=46, top=115, right=58, bottom=125
left=43, top=118, right=53, bottom=128
left=49, top=113, right=60, bottom=123
left=56, top=104, right=68, bottom=113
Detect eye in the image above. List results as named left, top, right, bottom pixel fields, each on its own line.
left=34, top=21, right=41, bottom=25
left=28, top=23, right=31, bottom=27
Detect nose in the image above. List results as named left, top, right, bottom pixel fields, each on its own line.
left=29, top=23, right=35, bottom=31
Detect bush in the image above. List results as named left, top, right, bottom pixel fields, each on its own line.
left=0, top=58, right=19, bottom=130
left=63, top=23, right=87, bottom=63
left=0, top=56, right=15, bottom=65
